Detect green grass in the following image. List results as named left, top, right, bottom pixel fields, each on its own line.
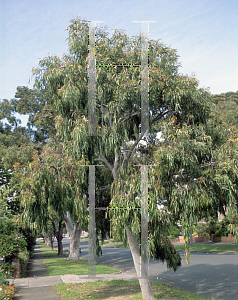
left=38, top=241, right=120, bottom=276
left=101, top=240, right=129, bottom=248
left=43, top=258, right=120, bottom=276
left=81, top=237, right=129, bottom=248
left=54, top=279, right=216, bottom=300
left=38, top=240, right=68, bottom=257
left=174, top=243, right=238, bottom=253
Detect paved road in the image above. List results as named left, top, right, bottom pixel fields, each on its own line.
left=60, top=238, right=238, bottom=300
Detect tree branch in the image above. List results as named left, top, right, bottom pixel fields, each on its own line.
left=112, top=153, right=119, bottom=181
left=97, top=185, right=111, bottom=191
left=101, top=104, right=114, bottom=130
left=121, top=112, right=139, bottom=123
left=63, top=211, right=74, bottom=236
left=121, top=130, right=148, bottom=167
left=152, top=110, right=170, bottom=124
left=94, top=157, right=113, bottom=173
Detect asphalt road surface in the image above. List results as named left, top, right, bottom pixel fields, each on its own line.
left=61, top=238, right=238, bottom=300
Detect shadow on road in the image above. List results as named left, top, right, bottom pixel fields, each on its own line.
left=155, top=262, right=238, bottom=300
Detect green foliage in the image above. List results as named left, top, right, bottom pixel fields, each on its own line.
left=211, top=91, right=238, bottom=128
left=13, top=86, right=57, bottom=143
left=0, top=164, right=35, bottom=276
left=30, top=16, right=215, bottom=271
left=214, top=217, right=230, bottom=237
left=0, top=195, right=27, bottom=275
left=214, top=227, right=224, bottom=237
left=19, top=250, right=29, bottom=277
left=168, top=225, right=180, bottom=239
left=0, top=97, right=35, bottom=171
left=229, top=213, right=238, bottom=240
left=195, top=223, right=209, bottom=237
left=207, top=218, right=220, bottom=237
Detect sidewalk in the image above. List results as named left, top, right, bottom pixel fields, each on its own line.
left=9, top=242, right=137, bottom=299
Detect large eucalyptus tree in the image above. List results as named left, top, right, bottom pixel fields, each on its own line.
left=31, top=17, right=212, bottom=299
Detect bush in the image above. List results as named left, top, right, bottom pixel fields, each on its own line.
left=194, top=223, right=209, bottom=236
left=0, top=274, right=16, bottom=300
left=220, top=217, right=230, bottom=236
left=0, top=283, right=17, bottom=300
left=168, top=225, right=180, bottom=239
left=0, top=224, right=27, bottom=276
left=19, top=251, right=29, bottom=278
left=208, top=218, right=220, bottom=236
left=214, top=227, right=224, bottom=237
left=19, top=227, right=36, bottom=256
left=0, top=198, right=35, bottom=277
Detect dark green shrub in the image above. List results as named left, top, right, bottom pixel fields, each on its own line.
left=208, top=218, right=220, bottom=236
left=195, top=223, right=209, bottom=236
left=220, top=217, right=230, bottom=236
left=214, top=227, right=224, bottom=237
left=168, top=225, right=180, bottom=239
left=19, top=251, right=29, bottom=278
left=19, top=227, right=36, bottom=254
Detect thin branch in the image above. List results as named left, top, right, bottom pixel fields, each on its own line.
left=97, top=185, right=111, bottom=191
left=94, top=157, right=113, bottom=173
left=152, top=110, right=170, bottom=124
left=50, top=165, right=58, bottom=172
left=101, top=103, right=114, bottom=130
left=121, top=129, right=148, bottom=167
left=112, top=153, right=119, bottom=181
left=121, top=112, right=139, bottom=123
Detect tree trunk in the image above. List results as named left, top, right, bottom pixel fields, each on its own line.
left=64, top=211, right=82, bottom=260
left=126, top=227, right=154, bottom=300
left=43, top=233, right=54, bottom=249
left=52, top=220, right=64, bottom=256
left=43, top=233, right=51, bottom=246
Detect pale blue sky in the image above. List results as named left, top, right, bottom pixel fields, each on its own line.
left=1, top=0, right=238, bottom=125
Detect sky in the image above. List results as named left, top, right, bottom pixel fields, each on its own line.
left=1, top=0, right=238, bottom=126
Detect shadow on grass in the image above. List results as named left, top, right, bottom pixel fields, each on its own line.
left=54, top=279, right=211, bottom=300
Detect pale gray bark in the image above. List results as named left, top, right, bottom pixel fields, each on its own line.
left=95, top=140, right=155, bottom=299
left=64, top=211, right=82, bottom=260
left=126, top=227, right=154, bottom=300
left=43, top=233, right=54, bottom=250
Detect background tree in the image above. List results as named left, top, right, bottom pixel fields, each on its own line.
left=208, top=91, right=238, bottom=238
left=12, top=86, right=56, bottom=143
left=17, top=140, right=89, bottom=258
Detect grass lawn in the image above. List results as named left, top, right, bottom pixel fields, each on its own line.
left=38, top=239, right=68, bottom=258
left=81, top=237, right=129, bottom=248
left=174, top=243, right=238, bottom=253
left=43, top=258, right=120, bottom=276
left=38, top=240, right=120, bottom=276
left=101, top=240, right=129, bottom=248
left=54, top=279, right=216, bottom=300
